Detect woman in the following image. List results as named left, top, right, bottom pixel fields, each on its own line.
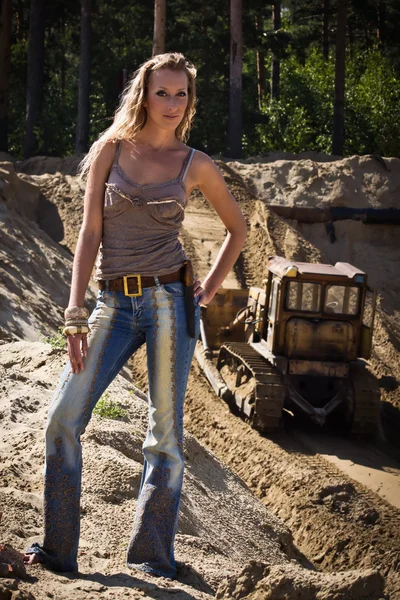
left=23, top=52, right=247, bottom=579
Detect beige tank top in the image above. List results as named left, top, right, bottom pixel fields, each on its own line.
left=93, top=140, right=196, bottom=281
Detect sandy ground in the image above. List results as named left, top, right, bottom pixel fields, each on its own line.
left=0, top=342, right=298, bottom=600
left=1, top=152, right=400, bottom=598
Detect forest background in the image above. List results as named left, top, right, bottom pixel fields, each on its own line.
left=2, top=0, right=400, bottom=161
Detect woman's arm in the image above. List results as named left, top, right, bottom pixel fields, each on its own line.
left=67, top=140, right=116, bottom=374
left=190, top=152, right=247, bottom=299
left=68, top=141, right=116, bottom=308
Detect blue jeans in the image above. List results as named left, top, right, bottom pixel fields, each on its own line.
left=26, top=278, right=201, bottom=579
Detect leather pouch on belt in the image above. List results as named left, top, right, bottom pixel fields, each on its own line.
left=182, top=259, right=196, bottom=338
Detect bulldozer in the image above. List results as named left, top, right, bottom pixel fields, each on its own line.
left=195, top=256, right=381, bottom=437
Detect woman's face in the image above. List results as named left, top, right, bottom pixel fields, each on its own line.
left=145, top=68, right=189, bottom=131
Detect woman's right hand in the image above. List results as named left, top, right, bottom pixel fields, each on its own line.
left=67, top=333, right=88, bottom=374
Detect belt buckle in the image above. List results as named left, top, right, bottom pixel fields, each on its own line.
left=123, top=274, right=142, bottom=297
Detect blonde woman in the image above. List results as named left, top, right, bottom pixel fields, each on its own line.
left=24, top=52, right=247, bottom=579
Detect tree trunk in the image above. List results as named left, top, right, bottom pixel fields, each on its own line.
left=201, top=3, right=212, bottom=152
left=322, top=0, right=329, bottom=60
left=332, top=0, right=347, bottom=156
left=256, top=11, right=266, bottom=110
left=122, top=68, right=128, bottom=91
left=271, top=1, right=281, bottom=101
left=153, top=0, right=166, bottom=56
left=24, top=0, right=45, bottom=159
left=227, top=0, right=242, bottom=158
left=60, top=18, right=66, bottom=106
left=75, top=0, right=92, bottom=154
left=0, top=0, right=12, bottom=152
left=377, top=0, right=385, bottom=47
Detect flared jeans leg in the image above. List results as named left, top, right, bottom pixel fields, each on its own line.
left=26, top=290, right=145, bottom=572
left=26, top=283, right=200, bottom=577
left=126, top=282, right=200, bottom=579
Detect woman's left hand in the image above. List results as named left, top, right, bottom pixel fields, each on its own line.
left=193, top=279, right=214, bottom=305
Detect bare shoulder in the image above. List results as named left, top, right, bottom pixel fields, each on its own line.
left=191, top=149, right=216, bottom=174
left=187, top=149, right=221, bottom=194
left=89, top=139, right=118, bottom=180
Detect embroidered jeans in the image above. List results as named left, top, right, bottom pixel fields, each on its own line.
left=26, top=278, right=201, bottom=579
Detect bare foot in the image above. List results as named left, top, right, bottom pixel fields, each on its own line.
left=23, top=553, right=41, bottom=565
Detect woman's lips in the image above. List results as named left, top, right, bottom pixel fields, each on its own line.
left=164, top=115, right=178, bottom=119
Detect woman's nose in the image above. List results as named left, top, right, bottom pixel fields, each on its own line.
left=167, top=100, right=178, bottom=111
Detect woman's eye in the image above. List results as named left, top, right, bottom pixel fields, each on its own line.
left=156, top=91, right=187, bottom=97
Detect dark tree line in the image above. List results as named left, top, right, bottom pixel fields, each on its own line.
left=1, top=0, right=399, bottom=161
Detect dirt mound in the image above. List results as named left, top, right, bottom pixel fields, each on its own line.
left=215, top=560, right=383, bottom=600
left=15, top=154, right=85, bottom=177
left=0, top=162, right=41, bottom=222
left=1, top=150, right=400, bottom=599
left=0, top=165, right=97, bottom=341
left=228, top=154, right=400, bottom=209
left=0, top=341, right=305, bottom=599
left=0, top=151, right=16, bottom=163
left=129, top=347, right=400, bottom=599
left=214, top=150, right=343, bottom=164
left=0, top=543, right=27, bottom=579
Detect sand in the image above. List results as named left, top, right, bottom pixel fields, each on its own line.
left=1, top=151, right=399, bottom=598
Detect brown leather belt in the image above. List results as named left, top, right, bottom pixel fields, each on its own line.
left=98, top=267, right=184, bottom=297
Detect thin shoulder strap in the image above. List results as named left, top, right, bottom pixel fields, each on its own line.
left=112, top=139, right=122, bottom=167
left=179, top=148, right=195, bottom=182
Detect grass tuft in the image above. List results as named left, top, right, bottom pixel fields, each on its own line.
left=93, top=392, right=128, bottom=420
left=40, top=327, right=67, bottom=350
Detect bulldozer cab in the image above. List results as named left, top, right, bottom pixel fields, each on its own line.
left=258, top=256, right=376, bottom=362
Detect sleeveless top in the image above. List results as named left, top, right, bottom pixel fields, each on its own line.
left=93, top=140, right=196, bottom=281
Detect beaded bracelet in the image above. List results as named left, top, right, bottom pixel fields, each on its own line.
left=64, top=306, right=89, bottom=321
left=63, top=325, right=90, bottom=336
left=65, top=319, right=89, bottom=327
left=63, top=307, right=90, bottom=337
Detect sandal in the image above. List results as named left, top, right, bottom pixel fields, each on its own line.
left=24, top=542, right=70, bottom=572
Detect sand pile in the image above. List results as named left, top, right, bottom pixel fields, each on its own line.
left=14, top=154, right=84, bottom=177
left=228, top=153, right=400, bottom=209
left=215, top=560, right=383, bottom=600
left=128, top=346, right=399, bottom=599
left=1, top=152, right=399, bottom=599
left=1, top=340, right=383, bottom=599
left=0, top=163, right=97, bottom=342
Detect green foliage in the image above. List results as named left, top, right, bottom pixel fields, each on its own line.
left=40, top=327, right=67, bottom=350
left=345, top=51, right=400, bottom=156
left=93, top=392, right=128, bottom=420
left=7, top=0, right=400, bottom=159
left=245, top=48, right=400, bottom=157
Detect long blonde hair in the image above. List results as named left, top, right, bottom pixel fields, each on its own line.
left=77, top=52, right=197, bottom=181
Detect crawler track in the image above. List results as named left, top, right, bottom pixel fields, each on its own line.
left=350, top=363, right=382, bottom=436
left=217, top=342, right=284, bottom=432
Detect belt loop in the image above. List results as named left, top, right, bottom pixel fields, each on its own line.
left=153, top=276, right=161, bottom=288
left=105, top=280, right=110, bottom=291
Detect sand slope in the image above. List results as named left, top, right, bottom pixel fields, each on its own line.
left=1, top=153, right=399, bottom=599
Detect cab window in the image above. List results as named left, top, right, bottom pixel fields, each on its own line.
left=286, top=281, right=321, bottom=312
left=268, top=278, right=280, bottom=321
left=324, top=285, right=360, bottom=315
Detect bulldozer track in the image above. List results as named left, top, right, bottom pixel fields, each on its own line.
left=350, top=363, right=382, bottom=436
left=284, top=430, right=400, bottom=527
left=217, top=341, right=285, bottom=432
